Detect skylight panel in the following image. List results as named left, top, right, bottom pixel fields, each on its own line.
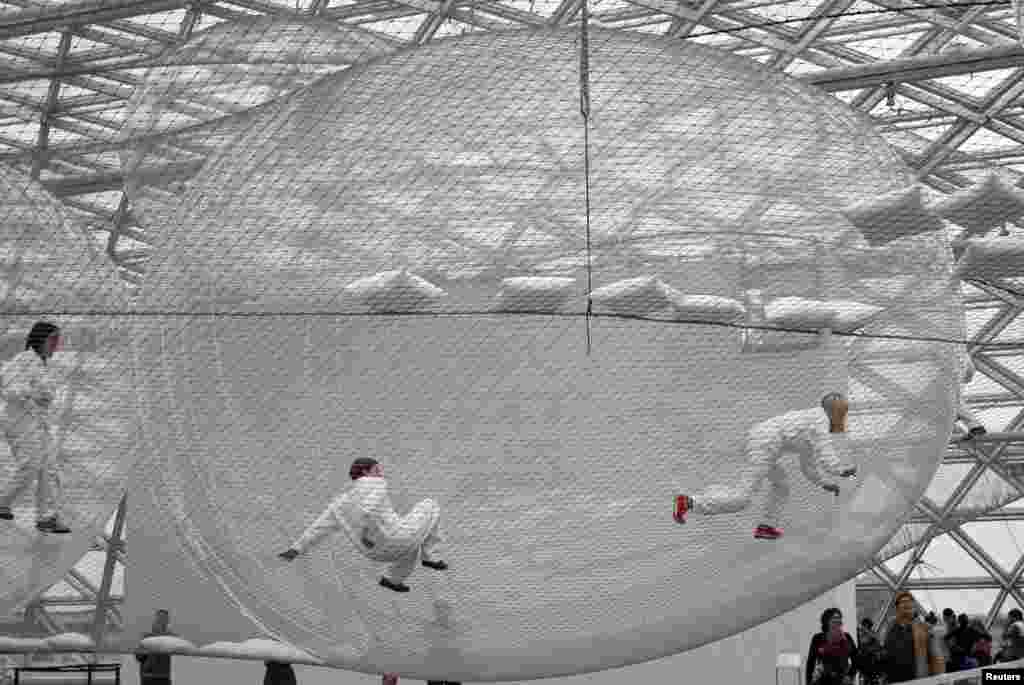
left=841, top=33, right=925, bottom=60
left=358, top=13, right=425, bottom=39
left=929, top=67, right=1021, bottom=99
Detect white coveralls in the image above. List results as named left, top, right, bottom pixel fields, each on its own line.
left=291, top=476, right=443, bottom=584
left=0, top=350, right=61, bottom=519
left=692, top=408, right=853, bottom=527
left=956, top=355, right=984, bottom=434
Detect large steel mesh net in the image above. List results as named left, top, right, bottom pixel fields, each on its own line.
left=115, top=27, right=961, bottom=680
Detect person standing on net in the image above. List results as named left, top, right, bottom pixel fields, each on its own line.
left=0, top=321, right=69, bottom=534
left=136, top=609, right=175, bottom=685
left=279, top=458, right=448, bottom=593
left=674, top=392, right=857, bottom=540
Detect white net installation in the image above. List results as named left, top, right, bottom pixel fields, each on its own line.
left=105, top=24, right=963, bottom=681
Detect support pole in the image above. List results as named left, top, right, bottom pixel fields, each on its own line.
left=90, top=494, right=126, bottom=656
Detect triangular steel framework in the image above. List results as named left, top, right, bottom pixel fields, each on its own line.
left=2, top=0, right=1024, bottom=286
left=0, top=495, right=126, bottom=676
left=861, top=282, right=1024, bottom=632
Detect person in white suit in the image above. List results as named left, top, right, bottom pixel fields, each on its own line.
left=0, top=321, right=69, bottom=534
left=279, top=458, right=447, bottom=593
left=674, top=392, right=857, bottom=540
left=955, top=354, right=986, bottom=438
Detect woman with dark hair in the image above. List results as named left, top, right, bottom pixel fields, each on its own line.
left=278, top=458, right=448, bottom=593
left=806, top=608, right=858, bottom=685
left=950, top=613, right=982, bottom=671
left=0, top=321, right=69, bottom=533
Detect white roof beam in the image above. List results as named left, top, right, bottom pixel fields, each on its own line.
left=0, top=0, right=192, bottom=40
left=807, top=43, right=1024, bottom=92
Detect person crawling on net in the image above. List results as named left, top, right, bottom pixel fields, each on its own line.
left=674, top=392, right=857, bottom=540
left=279, top=457, right=448, bottom=593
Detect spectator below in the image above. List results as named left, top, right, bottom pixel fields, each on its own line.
left=971, top=624, right=993, bottom=668
left=136, top=610, right=175, bottom=685
left=940, top=608, right=957, bottom=669
left=1001, top=609, right=1024, bottom=663
left=951, top=614, right=981, bottom=671
left=806, top=607, right=858, bottom=685
left=882, top=591, right=945, bottom=683
left=264, top=662, right=296, bottom=685
left=857, top=618, right=884, bottom=685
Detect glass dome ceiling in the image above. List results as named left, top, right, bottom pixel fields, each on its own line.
left=2, top=0, right=1024, bottom=642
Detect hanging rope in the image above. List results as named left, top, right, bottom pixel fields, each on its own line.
left=580, top=0, right=594, bottom=356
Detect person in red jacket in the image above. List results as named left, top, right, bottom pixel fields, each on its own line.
left=806, top=608, right=858, bottom=685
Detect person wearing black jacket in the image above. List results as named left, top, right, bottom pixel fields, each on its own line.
left=264, top=662, right=297, bottom=685
left=806, top=608, right=859, bottom=685
left=950, top=613, right=982, bottom=671
left=857, top=618, right=883, bottom=685
left=135, top=610, right=174, bottom=685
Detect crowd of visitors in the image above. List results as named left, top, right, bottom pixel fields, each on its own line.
left=806, top=592, right=1024, bottom=685
left=128, top=592, right=1024, bottom=685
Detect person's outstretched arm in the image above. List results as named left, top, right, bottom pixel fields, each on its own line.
left=280, top=498, right=344, bottom=559
left=800, top=425, right=856, bottom=495
left=814, top=428, right=855, bottom=478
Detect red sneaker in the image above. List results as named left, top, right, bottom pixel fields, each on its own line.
left=674, top=495, right=691, bottom=524
left=754, top=525, right=783, bottom=540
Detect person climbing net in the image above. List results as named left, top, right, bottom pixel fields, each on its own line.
left=674, top=392, right=856, bottom=540
left=278, top=457, right=448, bottom=593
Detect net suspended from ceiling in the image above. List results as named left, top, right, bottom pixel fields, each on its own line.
left=118, top=15, right=396, bottom=237
left=106, top=24, right=963, bottom=681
